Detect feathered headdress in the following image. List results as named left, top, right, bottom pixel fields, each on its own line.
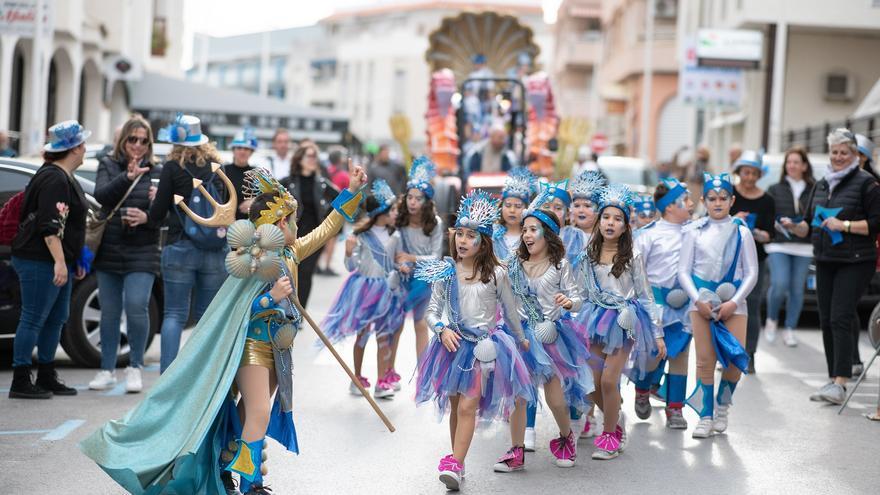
left=368, top=179, right=398, bottom=217
left=522, top=181, right=562, bottom=234
left=455, top=189, right=499, bottom=236
left=596, top=183, right=636, bottom=221
left=502, top=167, right=537, bottom=203
left=569, top=170, right=606, bottom=201
left=407, top=155, right=437, bottom=199
left=243, top=167, right=297, bottom=227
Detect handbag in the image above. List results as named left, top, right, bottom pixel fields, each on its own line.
left=85, top=173, right=143, bottom=253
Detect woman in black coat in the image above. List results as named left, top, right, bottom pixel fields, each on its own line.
left=279, top=142, right=339, bottom=307
left=88, top=116, right=161, bottom=394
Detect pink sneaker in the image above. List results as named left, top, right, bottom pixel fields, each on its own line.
left=591, top=431, right=620, bottom=460
left=492, top=446, right=525, bottom=472
left=349, top=376, right=370, bottom=395
left=374, top=378, right=395, bottom=399
left=438, top=454, right=463, bottom=490
left=384, top=368, right=402, bottom=392
left=580, top=417, right=595, bottom=439
left=549, top=430, right=577, bottom=467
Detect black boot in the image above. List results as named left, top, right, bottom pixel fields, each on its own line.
left=36, top=362, right=77, bottom=396
left=9, top=365, right=52, bottom=399
left=246, top=484, right=273, bottom=494
left=747, top=353, right=756, bottom=374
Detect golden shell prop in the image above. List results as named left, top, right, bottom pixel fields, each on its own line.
left=617, top=306, right=637, bottom=332
left=534, top=320, right=558, bottom=344
left=666, top=288, right=689, bottom=309
left=225, top=220, right=286, bottom=281
left=473, top=338, right=497, bottom=363
left=272, top=323, right=298, bottom=350
left=716, top=282, right=737, bottom=303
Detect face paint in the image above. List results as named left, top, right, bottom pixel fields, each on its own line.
left=534, top=225, right=545, bottom=239
left=472, top=236, right=481, bottom=247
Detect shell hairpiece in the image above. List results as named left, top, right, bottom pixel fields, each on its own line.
left=502, top=167, right=537, bottom=202
left=368, top=179, right=398, bottom=217
left=243, top=167, right=297, bottom=227
left=596, top=183, right=636, bottom=221
left=569, top=170, right=607, bottom=201
left=407, top=155, right=437, bottom=199
left=455, top=189, right=499, bottom=236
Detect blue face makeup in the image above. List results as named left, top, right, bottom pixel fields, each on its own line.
left=534, top=225, right=545, bottom=239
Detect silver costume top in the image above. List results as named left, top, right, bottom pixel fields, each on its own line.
left=425, top=264, right=526, bottom=341
left=677, top=216, right=758, bottom=316
left=344, top=226, right=401, bottom=280
left=584, top=251, right=662, bottom=334
left=399, top=216, right=444, bottom=261
left=516, top=257, right=583, bottom=322
left=634, top=219, right=684, bottom=290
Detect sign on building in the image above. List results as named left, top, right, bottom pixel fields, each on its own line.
left=0, top=0, right=52, bottom=37
left=680, top=36, right=744, bottom=108
left=696, top=29, right=763, bottom=69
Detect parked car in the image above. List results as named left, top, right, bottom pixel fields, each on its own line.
left=0, top=159, right=163, bottom=367
left=596, top=156, right=659, bottom=194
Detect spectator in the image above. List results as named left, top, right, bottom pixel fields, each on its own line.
left=730, top=150, right=775, bottom=373
left=222, top=128, right=258, bottom=220
left=367, top=144, right=406, bottom=195
left=852, top=133, right=879, bottom=374
left=280, top=142, right=340, bottom=306
left=318, top=148, right=350, bottom=276
left=728, top=142, right=743, bottom=168
left=149, top=114, right=228, bottom=373
left=87, top=116, right=161, bottom=393
left=466, top=125, right=517, bottom=175
left=764, top=147, right=815, bottom=348
left=686, top=146, right=711, bottom=205
left=782, top=128, right=880, bottom=404
left=8, top=120, right=90, bottom=399
left=0, top=130, right=17, bottom=157
left=570, top=145, right=599, bottom=178
left=266, top=128, right=292, bottom=181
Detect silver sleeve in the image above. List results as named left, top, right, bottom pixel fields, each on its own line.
left=731, top=225, right=759, bottom=312
left=632, top=252, right=663, bottom=336
left=559, top=259, right=584, bottom=312
left=344, top=238, right=362, bottom=272
left=497, top=267, right=526, bottom=341
left=424, top=279, right=447, bottom=332
left=677, top=230, right=700, bottom=303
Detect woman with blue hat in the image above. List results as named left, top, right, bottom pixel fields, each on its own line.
left=8, top=120, right=90, bottom=399
left=223, top=128, right=259, bottom=220
left=730, top=150, right=775, bottom=373
left=149, top=113, right=230, bottom=372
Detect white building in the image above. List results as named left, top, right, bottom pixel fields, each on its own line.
left=0, top=0, right=185, bottom=155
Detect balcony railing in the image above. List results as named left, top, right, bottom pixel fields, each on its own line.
left=784, top=113, right=879, bottom=153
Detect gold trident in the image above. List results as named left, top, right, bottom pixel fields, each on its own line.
left=173, top=162, right=238, bottom=227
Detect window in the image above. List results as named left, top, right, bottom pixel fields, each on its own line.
left=0, top=169, right=32, bottom=206
left=392, top=68, right=406, bottom=113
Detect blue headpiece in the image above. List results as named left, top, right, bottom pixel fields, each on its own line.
left=523, top=182, right=562, bottom=235
left=656, top=177, right=688, bottom=212
left=44, top=120, right=91, bottom=152
left=368, top=179, right=397, bottom=218
left=502, top=167, right=537, bottom=203
left=634, top=195, right=656, bottom=216
left=230, top=127, right=258, bottom=150
left=406, top=155, right=437, bottom=200
left=539, top=179, right=571, bottom=207
left=596, top=183, right=636, bottom=222
left=157, top=113, right=209, bottom=147
left=569, top=170, right=606, bottom=202
left=472, top=53, right=487, bottom=65
left=455, top=189, right=499, bottom=236
left=703, top=173, right=734, bottom=196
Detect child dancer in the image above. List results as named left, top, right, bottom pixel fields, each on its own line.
left=633, top=194, right=657, bottom=230
left=678, top=173, right=757, bottom=439
left=495, top=185, right=593, bottom=470
left=581, top=183, right=665, bottom=460
left=632, top=178, right=693, bottom=428
left=415, top=190, right=535, bottom=491
left=322, top=179, right=406, bottom=399
left=389, top=156, right=443, bottom=390
left=492, top=168, right=536, bottom=261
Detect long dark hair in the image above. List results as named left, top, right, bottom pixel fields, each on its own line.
left=449, top=230, right=498, bottom=283
left=517, top=210, right=565, bottom=269
left=395, top=191, right=438, bottom=235
left=111, top=114, right=155, bottom=164
left=587, top=208, right=633, bottom=278
left=290, top=143, right=321, bottom=177
left=354, top=196, right=394, bottom=235
left=779, top=146, right=815, bottom=187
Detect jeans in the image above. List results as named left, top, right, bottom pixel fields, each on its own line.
left=11, top=257, right=73, bottom=367
left=765, top=253, right=812, bottom=329
left=96, top=270, right=156, bottom=370
left=745, top=259, right=767, bottom=355
left=815, top=260, right=874, bottom=378
left=159, top=240, right=227, bottom=372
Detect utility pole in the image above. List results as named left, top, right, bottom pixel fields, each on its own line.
left=639, top=0, right=655, bottom=161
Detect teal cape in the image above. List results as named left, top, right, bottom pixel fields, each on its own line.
left=79, top=275, right=299, bottom=494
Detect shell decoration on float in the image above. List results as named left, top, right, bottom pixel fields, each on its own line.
left=224, top=219, right=285, bottom=282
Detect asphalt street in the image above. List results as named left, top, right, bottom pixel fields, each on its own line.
left=1, top=254, right=878, bottom=494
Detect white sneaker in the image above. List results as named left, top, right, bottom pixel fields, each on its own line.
left=88, top=370, right=117, bottom=390
left=124, top=366, right=143, bottom=393
left=524, top=427, right=536, bottom=452
left=617, top=411, right=628, bottom=452
left=764, top=319, right=778, bottom=343
left=809, top=382, right=834, bottom=402
left=713, top=404, right=730, bottom=433
left=782, top=328, right=798, bottom=347
left=820, top=383, right=846, bottom=405
left=692, top=418, right=714, bottom=439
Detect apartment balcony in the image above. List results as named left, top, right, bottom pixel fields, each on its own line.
left=556, top=32, right=602, bottom=69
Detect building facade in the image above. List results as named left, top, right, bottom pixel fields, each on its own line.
left=551, top=0, right=602, bottom=122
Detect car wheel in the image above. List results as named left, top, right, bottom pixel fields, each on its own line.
left=61, top=274, right=159, bottom=368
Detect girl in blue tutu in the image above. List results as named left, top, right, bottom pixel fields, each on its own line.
left=581, top=183, right=665, bottom=460
left=388, top=156, right=443, bottom=392
left=414, top=190, right=534, bottom=491
left=492, top=167, right=535, bottom=261
left=495, top=185, right=594, bottom=471
left=322, top=179, right=405, bottom=399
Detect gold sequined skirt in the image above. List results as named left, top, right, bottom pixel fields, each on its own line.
left=240, top=338, right=275, bottom=371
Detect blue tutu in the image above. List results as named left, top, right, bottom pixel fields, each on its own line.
left=321, top=273, right=404, bottom=346
left=586, top=301, right=659, bottom=380
left=402, top=276, right=431, bottom=320
left=415, top=328, right=536, bottom=421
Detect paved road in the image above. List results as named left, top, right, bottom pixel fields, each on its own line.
left=1, top=260, right=878, bottom=494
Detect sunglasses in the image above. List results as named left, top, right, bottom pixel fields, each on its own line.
left=127, top=136, right=150, bottom=146
left=304, top=152, right=318, bottom=158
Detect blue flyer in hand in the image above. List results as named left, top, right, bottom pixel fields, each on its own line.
left=811, top=206, right=843, bottom=245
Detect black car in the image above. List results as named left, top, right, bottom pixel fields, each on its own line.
left=0, top=159, right=163, bottom=367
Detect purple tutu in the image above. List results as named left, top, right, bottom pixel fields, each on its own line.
left=415, top=328, right=536, bottom=421
left=321, top=273, right=405, bottom=346
left=585, top=301, right=659, bottom=380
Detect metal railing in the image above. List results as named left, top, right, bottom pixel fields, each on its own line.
left=784, top=112, right=879, bottom=153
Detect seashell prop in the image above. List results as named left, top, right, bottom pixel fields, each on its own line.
left=225, top=251, right=253, bottom=279
left=272, top=323, right=297, bottom=349
left=227, top=220, right=256, bottom=249
left=473, top=338, right=497, bottom=363
left=256, top=223, right=286, bottom=251
left=256, top=252, right=283, bottom=282
left=617, top=306, right=636, bottom=332
left=534, top=320, right=558, bottom=344
left=716, top=282, right=737, bottom=302
left=666, top=288, right=689, bottom=309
